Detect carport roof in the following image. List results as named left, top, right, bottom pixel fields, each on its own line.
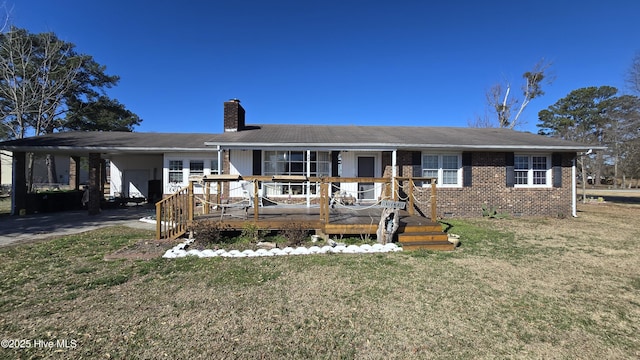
left=0, top=131, right=217, bottom=155
left=0, top=125, right=602, bottom=154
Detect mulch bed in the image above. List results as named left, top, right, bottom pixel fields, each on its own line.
left=104, top=239, right=181, bottom=261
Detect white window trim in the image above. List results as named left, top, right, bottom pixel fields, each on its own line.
left=514, top=154, right=552, bottom=188
left=262, top=150, right=331, bottom=197
left=168, top=159, right=184, bottom=185
left=422, top=153, right=462, bottom=188
left=164, top=155, right=219, bottom=193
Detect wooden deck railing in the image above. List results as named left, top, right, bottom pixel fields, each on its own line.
left=155, top=182, right=193, bottom=240
left=155, top=176, right=437, bottom=240
left=394, top=177, right=438, bottom=221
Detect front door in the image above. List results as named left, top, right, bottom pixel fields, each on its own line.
left=357, top=156, right=375, bottom=200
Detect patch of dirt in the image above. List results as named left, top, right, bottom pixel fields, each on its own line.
left=104, top=239, right=180, bottom=260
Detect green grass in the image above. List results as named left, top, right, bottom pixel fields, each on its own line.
left=1, top=205, right=639, bottom=359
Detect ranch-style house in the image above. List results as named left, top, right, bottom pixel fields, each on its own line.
left=0, top=99, right=598, bottom=247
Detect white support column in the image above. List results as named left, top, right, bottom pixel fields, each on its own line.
left=217, top=147, right=224, bottom=198
left=392, top=150, right=397, bottom=198
left=306, top=150, right=311, bottom=207
left=572, top=157, right=577, bottom=217
left=217, top=146, right=222, bottom=175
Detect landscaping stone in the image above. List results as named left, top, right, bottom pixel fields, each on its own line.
left=163, top=240, right=403, bottom=258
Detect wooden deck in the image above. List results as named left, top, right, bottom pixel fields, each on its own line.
left=156, top=176, right=455, bottom=250
left=195, top=205, right=454, bottom=250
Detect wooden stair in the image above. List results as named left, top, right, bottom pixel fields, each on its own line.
left=397, top=222, right=455, bottom=251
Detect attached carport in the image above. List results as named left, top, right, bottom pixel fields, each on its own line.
left=0, top=132, right=218, bottom=216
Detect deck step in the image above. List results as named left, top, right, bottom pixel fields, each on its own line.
left=398, top=230, right=454, bottom=251
left=398, top=223, right=444, bottom=233
left=398, top=231, right=448, bottom=242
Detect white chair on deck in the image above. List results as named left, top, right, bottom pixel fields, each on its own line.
left=241, top=181, right=263, bottom=208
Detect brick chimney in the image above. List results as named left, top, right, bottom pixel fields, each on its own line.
left=223, top=99, right=245, bottom=132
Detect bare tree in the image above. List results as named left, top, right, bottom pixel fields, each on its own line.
left=487, top=82, right=517, bottom=128
left=627, top=52, right=640, bottom=95
left=467, top=109, right=495, bottom=128
left=0, top=28, right=82, bottom=188
left=1, top=26, right=139, bottom=189
left=477, top=59, right=552, bottom=129
left=0, top=2, right=12, bottom=34
left=0, top=28, right=81, bottom=139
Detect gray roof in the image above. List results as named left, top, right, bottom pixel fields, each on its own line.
left=0, top=125, right=599, bottom=154
left=0, top=132, right=215, bottom=155
left=206, top=124, right=598, bottom=151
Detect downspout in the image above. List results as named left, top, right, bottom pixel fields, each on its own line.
left=572, top=156, right=577, bottom=217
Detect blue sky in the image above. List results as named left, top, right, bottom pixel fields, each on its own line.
left=10, top=0, right=640, bottom=134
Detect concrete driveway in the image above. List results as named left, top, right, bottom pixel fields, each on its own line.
left=0, top=206, right=157, bottom=247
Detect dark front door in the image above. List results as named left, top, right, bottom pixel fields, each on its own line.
left=357, top=156, right=375, bottom=200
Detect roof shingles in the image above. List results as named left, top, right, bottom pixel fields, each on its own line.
left=0, top=125, right=598, bottom=153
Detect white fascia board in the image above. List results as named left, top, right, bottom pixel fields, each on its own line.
left=206, top=142, right=604, bottom=152
left=0, top=146, right=212, bottom=154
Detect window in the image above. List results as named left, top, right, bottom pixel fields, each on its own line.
left=421, top=153, right=461, bottom=187
left=442, top=155, right=459, bottom=185
left=168, top=160, right=183, bottom=183
left=189, top=160, right=204, bottom=177
left=514, top=155, right=550, bottom=187
left=263, top=150, right=331, bottom=177
left=167, top=156, right=219, bottom=194
left=263, top=150, right=331, bottom=195
left=210, top=160, right=220, bottom=175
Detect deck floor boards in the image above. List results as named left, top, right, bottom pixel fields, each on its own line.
left=195, top=205, right=440, bottom=233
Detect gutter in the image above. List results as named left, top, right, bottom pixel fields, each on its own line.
left=206, top=142, right=602, bottom=152
left=0, top=146, right=211, bottom=154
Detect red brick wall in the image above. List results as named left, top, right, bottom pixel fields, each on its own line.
left=222, top=150, right=575, bottom=218
left=397, top=151, right=575, bottom=218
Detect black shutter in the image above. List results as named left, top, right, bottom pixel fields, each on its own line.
left=505, top=152, right=515, bottom=187
left=252, top=150, right=261, bottom=175
left=462, top=152, right=472, bottom=187
left=552, top=153, right=563, bottom=188
left=411, top=151, right=423, bottom=178
left=331, top=151, right=340, bottom=177
left=411, top=151, right=422, bottom=166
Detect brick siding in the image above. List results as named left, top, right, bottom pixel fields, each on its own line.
left=397, top=151, right=574, bottom=218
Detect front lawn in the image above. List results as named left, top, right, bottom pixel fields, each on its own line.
left=1, top=203, right=639, bottom=359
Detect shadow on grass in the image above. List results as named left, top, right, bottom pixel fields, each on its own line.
left=595, top=195, right=640, bottom=205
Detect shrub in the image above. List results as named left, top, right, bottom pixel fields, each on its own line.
left=189, top=220, right=230, bottom=247
left=481, top=204, right=509, bottom=219
left=279, top=222, right=311, bottom=247
left=239, top=223, right=267, bottom=244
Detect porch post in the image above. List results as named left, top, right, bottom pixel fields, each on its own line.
left=392, top=150, right=397, bottom=200
left=306, top=150, right=311, bottom=207
left=69, top=156, right=81, bottom=190
left=11, top=151, right=27, bottom=215
left=204, top=181, right=210, bottom=215
left=253, top=179, right=259, bottom=221
left=430, top=181, right=437, bottom=221
left=217, top=147, right=222, bottom=175
left=188, top=181, right=194, bottom=222
left=88, top=153, right=102, bottom=215
left=408, top=178, right=415, bottom=215
left=216, top=182, right=221, bottom=206
left=572, top=157, right=577, bottom=217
